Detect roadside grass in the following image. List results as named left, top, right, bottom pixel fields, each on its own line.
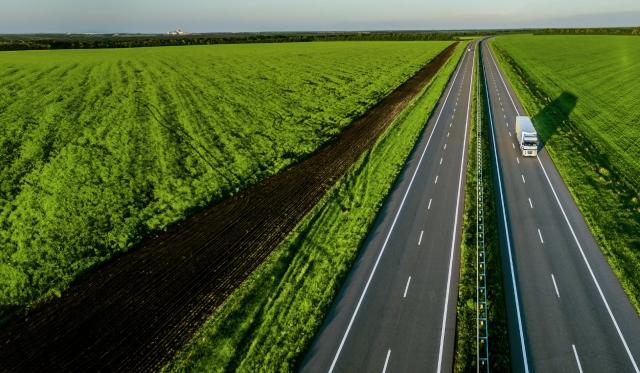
left=490, top=35, right=640, bottom=313
left=454, top=45, right=511, bottom=372
left=0, top=41, right=451, bottom=307
left=164, top=43, right=467, bottom=372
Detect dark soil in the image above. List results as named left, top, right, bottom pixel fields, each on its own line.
left=0, top=43, right=456, bottom=372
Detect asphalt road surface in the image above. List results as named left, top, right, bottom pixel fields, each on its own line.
left=300, top=42, right=477, bottom=372
left=481, top=40, right=640, bottom=372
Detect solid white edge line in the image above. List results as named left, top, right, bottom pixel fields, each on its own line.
left=483, top=42, right=530, bottom=373
left=537, top=156, right=640, bottom=372
left=489, top=40, right=640, bottom=373
left=382, top=349, right=391, bottom=373
left=551, top=274, right=560, bottom=298
left=327, top=44, right=470, bottom=373
left=572, top=344, right=584, bottom=373
left=435, top=42, right=475, bottom=373
left=489, top=40, right=639, bottom=373
left=418, top=230, right=424, bottom=245
left=403, top=276, right=412, bottom=298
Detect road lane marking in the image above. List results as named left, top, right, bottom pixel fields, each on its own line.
left=509, top=131, right=512, bottom=137
left=447, top=132, right=450, bottom=138
left=516, top=156, right=519, bottom=164
left=403, top=277, right=412, bottom=298
left=489, top=43, right=639, bottom=372
left=418, top=230, right=424, bottom=245
left=450, top=123, right=453, bottom=128
left=536, top=155, right=640, bottom=372
left=572, top=345, right=584, bottom=373
left=382, top=349, right=391, bottom=373
left=327, top=48, right=471, bottom=373
left=487, top=45, right=522, bottom=116
left=512, top=143, right=515, bottom=149
left=435, top=175, right=439, bottom=184
left=528, top=198, right=533, bottom=209
left=440, top=157, right=443, bottom=165
left=521, top=174, right=526, bottom=183
left=538, top=228, right=544, bottom=244
left=483, top=44, right=530, bottom=373
left=428, top=198, right=433, bottom=210
left=436, top=41, right=475, bottom=373
left=551, top=274, right=560, bottom=298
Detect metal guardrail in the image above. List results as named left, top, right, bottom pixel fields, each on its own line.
left=476, top=46, right=490, bottom=373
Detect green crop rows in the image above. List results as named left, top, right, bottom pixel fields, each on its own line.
left=165, top=42, right=467, bottom=373
left=492, top=35, right=640, bottom=312
left=0, top=41, right=451, bottom=307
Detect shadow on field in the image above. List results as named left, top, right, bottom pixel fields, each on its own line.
left=533, top=91, right=577, bottom=149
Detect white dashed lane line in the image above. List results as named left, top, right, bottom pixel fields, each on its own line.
left=538, top=228, right=544, bottom=244
left=403, top=276, right=412, bottom=298
left=382, top=349, right=391, bottom=373
left=551, top=274, right=560, bottom=298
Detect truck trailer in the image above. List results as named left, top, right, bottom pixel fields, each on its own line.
left=515, top=116, right=538, bottom=157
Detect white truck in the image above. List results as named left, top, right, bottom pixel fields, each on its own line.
left=515, top=116, right=538, bottom=157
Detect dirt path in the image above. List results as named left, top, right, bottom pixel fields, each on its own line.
left=0, top=43, right=456, bottom=372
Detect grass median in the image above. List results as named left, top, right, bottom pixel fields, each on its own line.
left=454, top=45, right=511, bottom=372
left=164, top=42, right=466, bottom=372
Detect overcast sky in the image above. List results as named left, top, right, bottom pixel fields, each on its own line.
left=2, top=0, right=639, bottom=34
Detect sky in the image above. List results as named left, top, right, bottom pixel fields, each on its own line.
left=1, top=0, right=639, bottom=34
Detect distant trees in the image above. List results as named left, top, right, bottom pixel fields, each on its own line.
left=534, top=27, right=640, bottom=36
left=0, top=31, right=469, bottom=52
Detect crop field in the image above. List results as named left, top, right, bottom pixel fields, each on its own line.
left=166, top=42, right=466, bottom=373
left=0, top=41, right=451, bottom=307
left=491, top=35, right=640, bottom=311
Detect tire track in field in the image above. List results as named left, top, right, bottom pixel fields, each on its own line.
left=0, top=43, right=457, bottom=373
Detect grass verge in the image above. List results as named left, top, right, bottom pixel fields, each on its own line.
left=454, top=45, right=511, bottom=372
left=164, top=43, right=467, bottom=372
left=490, top=39, right=640, bottom=314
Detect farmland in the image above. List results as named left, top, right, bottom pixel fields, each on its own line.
left=166, top=42, right=466, bottom=373
left=491, top=35, right=640, bottom=312
left=0, top=41, right=451, bottom=307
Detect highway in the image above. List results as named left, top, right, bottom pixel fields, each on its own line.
left=300, top=42, right=477, bottom=372
left=481, top=39, right=640, bottom=372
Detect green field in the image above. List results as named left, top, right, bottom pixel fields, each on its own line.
left=0, top=41, right=451, bottom=306
left=491, top=35, right=640, bottom=312
left=165, top=42, right=466, bottom=372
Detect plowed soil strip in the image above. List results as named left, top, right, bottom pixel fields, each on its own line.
left=0, top=43, right=456, bottom=372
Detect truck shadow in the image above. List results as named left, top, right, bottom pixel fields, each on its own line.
left=532, top=91, right=577, bottom=150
